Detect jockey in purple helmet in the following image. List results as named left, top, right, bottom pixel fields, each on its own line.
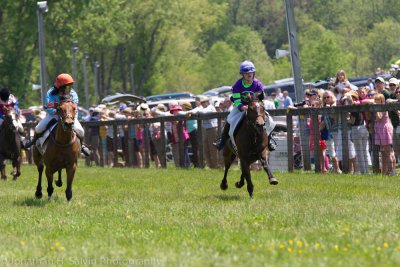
left=213, top=60, right=276, bottom=151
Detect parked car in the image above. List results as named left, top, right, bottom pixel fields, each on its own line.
left=348, top=73, right=392, bottom=88
left=146, top=92, right=195, bottom=102
left=264, top=81, right=315, bottom=102
left=146, top=98, right=197, bottom=111
left=203, top=86, right=232, bottom=98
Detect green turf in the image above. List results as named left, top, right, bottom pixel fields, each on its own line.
left=0, top=164, right=399, bottom=267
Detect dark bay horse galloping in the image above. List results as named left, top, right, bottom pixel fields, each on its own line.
left=0, top=108, right=21, bottom=180
left=33, top=100, right=79, bottom=201
left=220, top=93, right=278, bottom=197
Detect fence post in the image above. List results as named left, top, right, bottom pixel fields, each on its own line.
left=113, top=123, right=118, bottom=167
left=178, top=120, right=185, bottom=167
left=286, top=113, right=294, bottom=172
left=143, top=123, right=150, bottom=168
left=127, top=122, right=134, bottom=167
left=299, top=117, right=311, bottom=170
left=370, top=113, right=380, bottom=174
left=197, top=118, right=205, bottom=168
left=340, top=111, right=350, bottom=173
left=311, top=112, right=321, bottom=173
left=84, top=125, right=91, bottom=166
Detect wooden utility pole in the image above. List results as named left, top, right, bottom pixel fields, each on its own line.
left=284, top=0, right=310, bottom=170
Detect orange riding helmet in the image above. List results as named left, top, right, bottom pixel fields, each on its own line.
left=54, top=73, right=75, bottom=88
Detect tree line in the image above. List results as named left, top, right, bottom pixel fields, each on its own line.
left=0, top=0, right=399, bottom=107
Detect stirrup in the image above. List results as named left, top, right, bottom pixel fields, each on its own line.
left=268, top=136, right=277, bottom=151
left=213, top=138, right=224, bottom=150
left=22, top=137, right=35, bottom=149
left=81, top=145, right=91, bottom=157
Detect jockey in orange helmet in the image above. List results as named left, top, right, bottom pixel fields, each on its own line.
left=24, top=73, right=91, bottom=156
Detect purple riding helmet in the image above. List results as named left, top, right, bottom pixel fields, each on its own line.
left=239, top=60, right=256, bottom=73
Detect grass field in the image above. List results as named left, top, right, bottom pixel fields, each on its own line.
left=0, top=164, right=399, bottom=267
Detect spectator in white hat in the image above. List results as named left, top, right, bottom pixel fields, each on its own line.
left=187, top=95, right=219, bottom=169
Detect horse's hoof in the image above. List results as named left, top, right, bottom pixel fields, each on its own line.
left=10, top=171, right=20, bottom=177
left=1, top=177, right=6, bottom=181
left=220, top=183, right=228, bottom=190
left=55, top=181, right=63, bottom=187
left=235, top=181, right=244, bottom=188
left=35, top=191, right=43, bottom=199
left=269, top=178, right=278, bottom=185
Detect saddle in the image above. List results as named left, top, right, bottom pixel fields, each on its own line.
left=228, top=112, right=277, bottom=153
left=35, top=124, right=57, bottom=155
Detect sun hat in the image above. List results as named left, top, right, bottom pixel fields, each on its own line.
left=388, top=77, right=399, bottom=86
left=156, top=103, right=167, bottom=111
left=181, top=102, right=192, bottom=110
left=169, top=105, right=182, bottom=114
left=375, top=77, right=385, bottom=83
left=199, top=95, right=209, bottom=103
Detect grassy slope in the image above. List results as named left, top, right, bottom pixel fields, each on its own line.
left=0, top=165, right=399, bottom=267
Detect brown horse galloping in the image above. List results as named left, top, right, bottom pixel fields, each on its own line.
left=33, top=100, right=79, bottom=201
left=0, top=108, right=21, bottom=180
left=220, top=93, right=278, bottom=197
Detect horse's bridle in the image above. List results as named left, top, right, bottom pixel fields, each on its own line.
left=52, top=101, right=77, bottom=147
left=245, top=101, right=266, bottom=132
left=2, top=110, right=17, bottom=132
left=57, top=101, right=75, bottom=132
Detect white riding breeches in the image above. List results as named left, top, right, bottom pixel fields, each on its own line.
left=35, top=114, right=84, bottom=139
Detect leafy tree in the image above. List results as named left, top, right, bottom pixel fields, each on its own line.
left=0, top=1, right=38, bottom=106
left=366, top=19, right=400, bottom=70
left=147, top=30, right=205, bottom=95
left=201, top=41, right=239, bottom=90
left=225, top=26, right=275, bottom=84
left=297, top=13, right=348, bottom=81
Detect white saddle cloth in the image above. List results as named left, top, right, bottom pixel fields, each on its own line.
left=227, top=109, right=276, bottom=152
left=35, top=124, right=57, bottom=155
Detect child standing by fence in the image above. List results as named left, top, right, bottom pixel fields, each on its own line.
left=373, top=94, right=395, bottom=175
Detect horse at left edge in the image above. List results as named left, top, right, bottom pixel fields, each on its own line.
left=0, top=106, right=22, bottom=181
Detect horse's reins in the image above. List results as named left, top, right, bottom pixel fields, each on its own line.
left=245, top=102, right=265, bottom=132
left=245, top=102, right=268, bottom=150
left=51, top=102, right=77, bottom=147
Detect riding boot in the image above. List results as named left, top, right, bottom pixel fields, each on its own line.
left=19, top=133, right=26, bottom=148
left=264, top=110, right=277, bottom=151
left=213, top=123, right=230, bottom=150
left=78, top=136, right=91, bottom=157
left=268, top=132, right=277, bottom=151
left=22, top=132, right=42, bottom=149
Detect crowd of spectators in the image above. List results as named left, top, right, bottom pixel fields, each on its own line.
left=19, top=68, right=400, bottom=175
left=271, top=70, right=400, bottom=176
left=75, top=94, right=234, bottom=169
